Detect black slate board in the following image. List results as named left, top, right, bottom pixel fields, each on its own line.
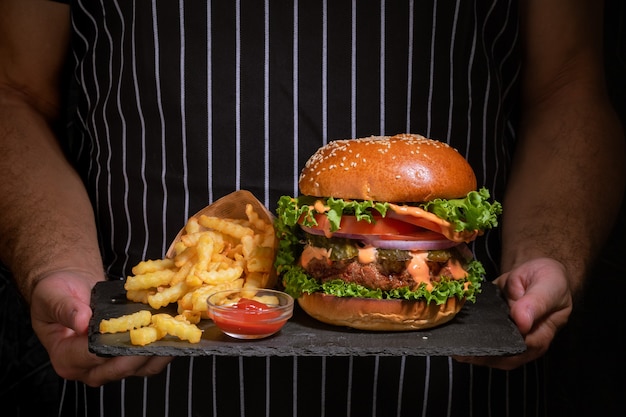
left=89, top=280, right=525, bottom=357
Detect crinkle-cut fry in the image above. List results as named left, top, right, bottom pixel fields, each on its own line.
left=170, top=260, right=194, bottom=285
left=131, top=259, right=176, bottom=275
left=198, top=215, right=254, bottom=240
left=184, top=216, right=202, bottom=234
left=243, top=272, right=267, bottom=289
left=252, top=294, right=280, bottom=306
left=125, top=269, right=175, bottom=291
left=261, top=227, right=276, bottom=248
left=180, top=231, right=203, bottom=248
left=190, top=278, right=244, bottom=312
left=174, top=314, right=192, bottom=324
left=177, top=310, right=202, bottom=325
left=223, top=243, right=243, bottom=259
left=126, top=289, right=155, bottom=304
left=152, top=313, right=203, bottom=344
left=185, top=273, right=204, bottom=288
left=181, top=230, right=225, bottom=249
left=172, top=241, right=188, bottom=258
left=241, top=234, right=261, bottom=258
left=192, top=233, right=216, bottom=275
left=245, top=203, right=269, bottom=232
left=195, top=265, right=243, bottom=285
left=100, top=310, right=152, bottom=334
left=246, top=246, right=275, bottom=273
left=177, top=290, right=194, bottom=311
left=148, top=281, right=191, bottom=309
left=210, top=251, right=236, bottom=266
left=130, top=325, right=165, bottom=346
left=173, top=245, right=197, bottom=267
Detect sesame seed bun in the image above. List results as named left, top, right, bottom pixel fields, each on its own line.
left=299, top=133, right=477, bottom=202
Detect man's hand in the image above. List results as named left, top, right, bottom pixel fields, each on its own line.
left=30, top=271, right=173, bottom=387
left=455, top=258, right=572, bottom=370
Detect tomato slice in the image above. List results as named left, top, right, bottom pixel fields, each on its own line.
left=301, top=213, right=422, bottom=237
left=299, top=213, right=460, bottom=250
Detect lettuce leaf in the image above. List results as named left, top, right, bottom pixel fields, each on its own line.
left=423, top=188, right=502, bottom=232
left=277, top=187, right=501, bottom=234
left=286, top=195, right=389, bottom=232
left=280, top=260, right=483, bottom=303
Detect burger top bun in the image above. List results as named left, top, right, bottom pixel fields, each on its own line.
left=297, top=292, right=465, bottom=331
left=299, top=133, right=477, bottom=202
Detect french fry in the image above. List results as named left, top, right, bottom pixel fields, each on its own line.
left=131, top=259, right=176, bottom=275
left=170, top=260, right=194, bottom=285
left=252, top=294, right=280, bottom=306
left=195, top=265, right=243, bottom=286
left=152, top=313, right=203, bottom=344
left=148, top=281, right=191, bottom=309
left=177, top=310, right=202, bottom=325
left=172, top=241, right=188, bottom=258
left=198, top=215, right=254, bottom=240
left=177, top=290, right=194, bottom=311
left=181, top=230, right=225, bottom=249
left=184, top=216, right=202, bottom=235
left=125, top=269, right=175, bottom=291
left=173, top=245, right=197, bottom=267
left=191, top=278, right=244, bottom=312
left=100, top=310, right=152, bottom=334
left=130, top=325, right=164, bottom=346
left=192, top=233, right=216, bottom=275
left=245, top=203, right=268, bottom=232
left=243, top=272, right=267, bottom=290
left=126, top=289, right=155, bottom=304
left=246, top=246, right=275, bottom=273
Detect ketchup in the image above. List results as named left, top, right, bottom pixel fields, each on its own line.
left=212, top=298, right=287, bottom=336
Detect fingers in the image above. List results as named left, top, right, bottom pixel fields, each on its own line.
left=45, top=319, right=173, bottom=386
left=455, top=258, right=573, bottom=370
left=83, top=356, right=174, bottom=387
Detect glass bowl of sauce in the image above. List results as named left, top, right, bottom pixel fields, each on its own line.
left=207, top=289, right=294, bottom=339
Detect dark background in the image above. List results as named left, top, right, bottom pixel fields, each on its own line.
left=544, top=1, right=626, bottom=415
left=1, top=1, right=625, bottom=416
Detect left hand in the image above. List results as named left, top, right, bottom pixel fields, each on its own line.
left=454, top=257, right=572, bottom=370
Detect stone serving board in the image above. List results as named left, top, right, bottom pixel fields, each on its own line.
left=89, top=279, right=525, bottom=357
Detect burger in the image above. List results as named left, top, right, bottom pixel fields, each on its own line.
left=274, top=133, right=502, bottom=331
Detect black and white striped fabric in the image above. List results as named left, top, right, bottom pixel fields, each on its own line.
left=58, top=1, right=543, bottom=416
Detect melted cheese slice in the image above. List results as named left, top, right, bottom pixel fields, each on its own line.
left=388, top=203, right=481, bottom=243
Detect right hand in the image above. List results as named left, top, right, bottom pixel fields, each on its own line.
left=29, top=271, right=173, bottom=387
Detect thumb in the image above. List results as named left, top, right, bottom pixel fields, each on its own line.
left=508, top=296, right=536, bottom=336
left=31, top=273, right=96, bottom=335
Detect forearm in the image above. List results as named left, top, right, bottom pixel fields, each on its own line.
left=0, top=88, right=105, bottom=302
left=502, top=86, right=625, bottom=296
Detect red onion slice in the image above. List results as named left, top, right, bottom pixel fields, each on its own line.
left=301, top=225, right=458, bottom=251
left=364, top=237, right=459, bottom=251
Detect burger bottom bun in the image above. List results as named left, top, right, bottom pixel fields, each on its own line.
left=297, top=293, right=465, bottom=331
